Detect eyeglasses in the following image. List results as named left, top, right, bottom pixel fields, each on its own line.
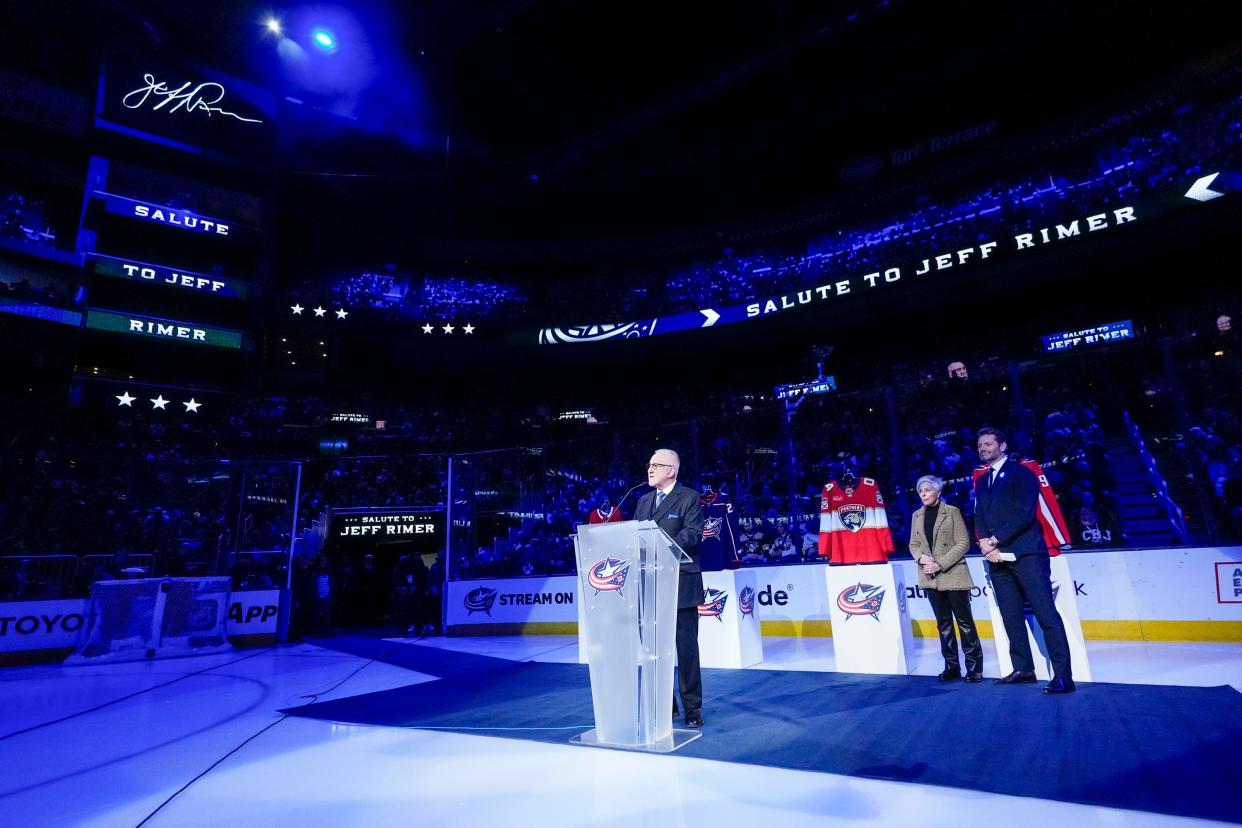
left=647, top=463, right=673, bottom=470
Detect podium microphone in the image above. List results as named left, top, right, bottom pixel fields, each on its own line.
left=614, top=481, right=649, bottom=516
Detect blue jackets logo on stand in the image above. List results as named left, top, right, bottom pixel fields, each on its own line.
left=702, top=517, right=723, bottom=538
left=587, top=558, right=631, bottom=595
left=464, top=587, right=499, bottom=615
left=837, top=583, right=885, bottom=621
left=738, top=586, right=756, bottom=618
left=697, top=588, right=729, bottom=621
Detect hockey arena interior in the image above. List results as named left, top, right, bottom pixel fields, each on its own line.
left=1, top=3, right=1241, bottom=826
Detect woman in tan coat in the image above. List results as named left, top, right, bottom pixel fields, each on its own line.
left=909, top=475, right=983, bottom=682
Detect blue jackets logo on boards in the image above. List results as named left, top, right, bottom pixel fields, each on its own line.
left=464, top=587, right=499, bottom=615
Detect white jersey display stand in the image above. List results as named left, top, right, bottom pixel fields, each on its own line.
left=987, top=553, right=1093, bottom=681
left=825, top=563, right=915, bottom=674
left=697, top=569, right=764, bottom=669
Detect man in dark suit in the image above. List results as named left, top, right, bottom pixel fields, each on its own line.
left=634, top=448, right=706, bottom=727
left=974, top=427, right=1075, bottom=694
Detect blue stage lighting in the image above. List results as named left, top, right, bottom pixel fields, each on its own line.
left=264, top=17, right=282, bottom=36
left=312, top=29, right=336, bottom=49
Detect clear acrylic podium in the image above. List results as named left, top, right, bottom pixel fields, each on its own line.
left=571, top=519, right=701, bottom=753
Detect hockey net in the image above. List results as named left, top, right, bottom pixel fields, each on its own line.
left=65, top=577, right=233, bottom=664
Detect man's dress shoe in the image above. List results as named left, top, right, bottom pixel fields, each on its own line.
left=1043, top=676, right=1076, bottom=695
left=993, top=670, right=1037, bottom=685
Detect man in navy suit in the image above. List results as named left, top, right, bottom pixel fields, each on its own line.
left=634, top=448, right=706, bottom=726
left=974, top=427, right=1075, bottom=694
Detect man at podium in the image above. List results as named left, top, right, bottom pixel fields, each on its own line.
left=635, top=449, right=706, bottom=727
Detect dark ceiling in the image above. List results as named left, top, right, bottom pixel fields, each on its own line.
left=5, top=1, right=1241, bottom=265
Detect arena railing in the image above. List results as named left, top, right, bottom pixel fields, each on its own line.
left=1122, top=410, right=1190, bottom=545
left=0, top=554, right=79, bottom=600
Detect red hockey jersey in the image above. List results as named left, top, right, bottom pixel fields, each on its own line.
left=971, top=457, right=1070, bottom=554
left=817, top=477, right=894, bottom=564
left=588, top=506, right=623, bottom=524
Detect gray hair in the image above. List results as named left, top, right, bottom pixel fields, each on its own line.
left=652, top=448, right=681, bottom=474
left=915, top=475, right=944, bottom=493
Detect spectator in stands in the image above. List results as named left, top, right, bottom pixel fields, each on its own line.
left=1072, top=504, right=1120, bottom=547
left=800, top=518, right=821, bottom=560
left=771, top=523, right=798, bottom=562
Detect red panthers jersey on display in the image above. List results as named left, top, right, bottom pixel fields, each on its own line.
left=971, top=457, right=1070, bottom=554
left=588, top=506, right=623, bottom=524
left=817, top=477, right=894, bottom=564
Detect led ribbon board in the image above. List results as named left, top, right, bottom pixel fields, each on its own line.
left=331, top=509, right=447, bottom=553
left=1041, top=320, right=1135, bottom=353
left=536, top=204, right=1141, bottom=345
left=93, top=255, right=253, bottom=299
left=0, top=296, right=82, bottom=326
left=328, top=413, right=371, bottom=424
left=101, top=193, right=237, bottom=236
left=775, top=376, right=838, bottom=400
left=85, top=308, right=249, bottom=350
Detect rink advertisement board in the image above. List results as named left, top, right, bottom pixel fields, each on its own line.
left=750, top=546, right=1242, bottom=638
left=227, top=589, right=280, bottom=637
left=446, top=546, right=1242, bottom=639
left=0, top=589, right=280, bottom=661
left=0, top=599, right=88, bottom=654
left=448, top=576, right=577, bottom=630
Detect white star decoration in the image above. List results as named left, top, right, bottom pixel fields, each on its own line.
left=421, top=323, right=434, bottom=334
left=313, top=306, right=326, bottom=318
left=291, top=304, right=304, bottom=315
left=442, top=323, right=454, bottom=334
left=335, top=308, right=348, bottom=320
left=115, top=390, right=203, bottom=414
left=463, top=323, right=475, bottom=334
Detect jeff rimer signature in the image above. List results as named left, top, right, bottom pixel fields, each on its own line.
left=121, top=74, right=263, bottom=124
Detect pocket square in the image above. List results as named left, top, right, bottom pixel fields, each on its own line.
left=667, top=514, right=680, bottom=520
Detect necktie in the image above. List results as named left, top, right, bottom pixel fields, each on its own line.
left=990, top=468, right=998, bottom=486
left=655, top=491, right=666, bottom=511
